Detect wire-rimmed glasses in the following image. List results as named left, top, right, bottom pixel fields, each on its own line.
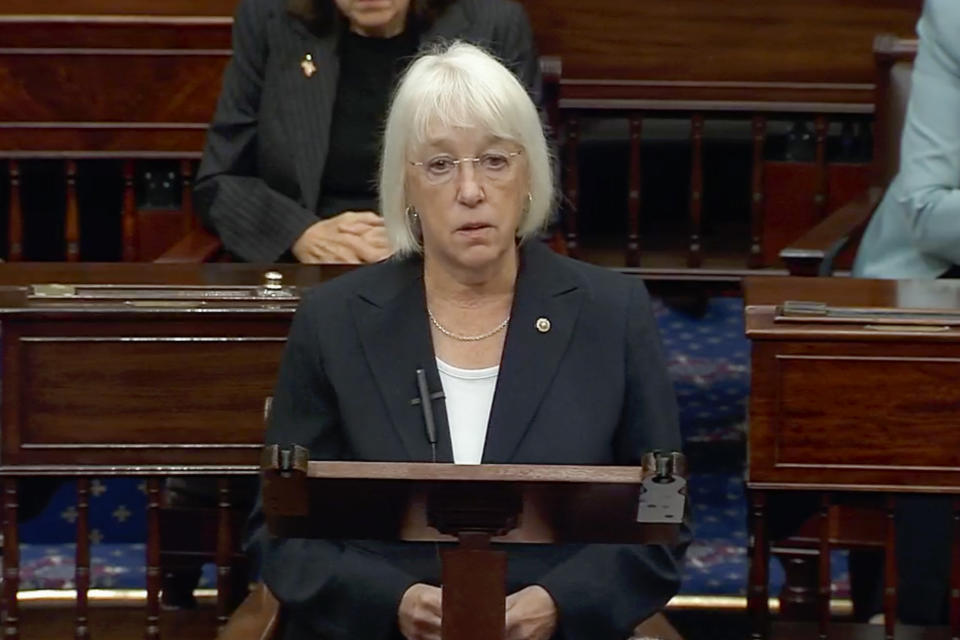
left=409, top=150, right=523, bottom=185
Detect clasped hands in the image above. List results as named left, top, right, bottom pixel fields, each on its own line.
left=398, top=583, right=557, bottom=640
left=292, top=211, right=392, bottom=264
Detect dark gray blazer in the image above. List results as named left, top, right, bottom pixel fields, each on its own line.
left=259, top=242, right=688, bottom=640
left=194, top=0, right=542, bottom=262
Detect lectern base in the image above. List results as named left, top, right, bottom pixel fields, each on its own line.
left=442, top=532, right=506, bottom=640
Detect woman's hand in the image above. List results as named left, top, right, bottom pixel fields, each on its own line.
left=505, top=586, right=557, bottom=640
left=398, top=583, right=442, bottom=640
left=292, top=211, right=392, bottom=263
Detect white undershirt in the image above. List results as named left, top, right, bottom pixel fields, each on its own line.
left=436, top=357, right=499, bottom=464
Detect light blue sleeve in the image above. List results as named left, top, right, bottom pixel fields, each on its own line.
left=896, top=0, right=960, bottom=264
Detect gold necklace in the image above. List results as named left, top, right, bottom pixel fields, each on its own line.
left=427, top=308, right=510, bottom=342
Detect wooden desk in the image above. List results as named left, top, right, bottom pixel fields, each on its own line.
left=0, top=263, right=349, bottom=640
left=744, top=276, right=960, bottom=640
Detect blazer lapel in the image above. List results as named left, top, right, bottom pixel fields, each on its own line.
left=482, top=243, right=584, bottom=463
left=351, top=259, right=454, bottom=462
left=280, top=16, right=339, bottom=211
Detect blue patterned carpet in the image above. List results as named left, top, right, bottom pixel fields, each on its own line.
left=11, top=296, right=849, bottom=597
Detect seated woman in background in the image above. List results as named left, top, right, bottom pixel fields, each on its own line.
left=256, top=42, right=688, bottom=640
left=194, top=0, right=542, bottom=263
left=854, top=0, right=960, bottom=279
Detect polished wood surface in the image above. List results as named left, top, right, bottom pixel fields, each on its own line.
left=746, top=276, right=960, bottom=491
left=0, top=263, right=350, bottom=474
left=264, top=458, right=681, bottom=544
left=0, top=16, right=230, bottom=158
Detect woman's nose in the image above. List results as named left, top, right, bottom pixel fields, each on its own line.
left=455, top=162, right=485, bottom=205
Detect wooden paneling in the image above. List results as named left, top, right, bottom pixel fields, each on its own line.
left=0, top=0, right=239, bottom=15
left=0, top=55, right=227, bottom=123
left=4, top=320, right=287, bottom=467
left=745, top=276, right=960, bottom=491
left=523, top=0, right=921, bottom=85
left=19, top=337, right=283, bottom=442
left=774, top=351, right=960, bottom=467
left=0, top=18, right=231, bottom=49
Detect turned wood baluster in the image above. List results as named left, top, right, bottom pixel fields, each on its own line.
left=145, top=478, right=161, bottom=640
left=7, top=161, right=23, bottom=261
left=748, top=490, right=769, bottom=640
left=180, top=159, right=195, bottom=234
left=562, top=116, right=580, bottom=258
left=883, top=495, right=897, bottom=640
left=75, top=479, right=91, bottom=640
left=3, top=479, right=21, bottom=640
left=216, top=478, right=233, bottom=632
left=813, top=116, right=829, bottom=221
left=65, top=160, right=80, bottom=261
left=687, top=113, right=704, bottom=268
left=817, top=494, right=831, bottom=640
left=626, top=114, right=643, bottom=267
left=749, top=116, right=767, bottom=268
left=122, top=160, right=137, bottom=261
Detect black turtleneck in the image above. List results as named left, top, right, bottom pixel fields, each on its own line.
left=318, top=27, right=419, bottom=218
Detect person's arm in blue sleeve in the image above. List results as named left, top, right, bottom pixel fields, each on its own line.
left=895, top=0, right=960, bottom=265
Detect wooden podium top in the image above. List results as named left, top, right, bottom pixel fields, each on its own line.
left=262, top=449, right=685, bottom=545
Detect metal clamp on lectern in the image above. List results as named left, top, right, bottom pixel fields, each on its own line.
left=636, top=451, right=687, bottom=524
left=261, top=444, right=310, bottom=517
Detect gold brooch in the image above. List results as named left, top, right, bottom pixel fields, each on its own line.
left=300, top=53, right=316, bottom=78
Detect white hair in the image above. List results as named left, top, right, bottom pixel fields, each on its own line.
left=379, top=41, right=555, bottom=256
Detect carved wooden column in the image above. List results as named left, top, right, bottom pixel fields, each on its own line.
left=145, top=478, right=162, bottom=640
left=749, top=489, right=769, bottom=640
left=216, top=477, right=233, bottom=632
left=65, top=160, right=80, bottom=261
left=3, top=479, right=21, bottom=640
left=749, top=116, right=767, bottom=268
left=883, top=495, right=897, bottom=640
left=813, top=115, right=829, bottom=221
left=687, top=113, right=704, bottom=268
left=122, top=160, right=138, bottom=261
left=626, top=114, right=643, bottom=267
left=180, top=159, right=195, bottom=235
left=7, top=161, right=23, bottom=261
left=75, top=479, right=91, bottom=640
left=817, top=494, right=832, bottom=640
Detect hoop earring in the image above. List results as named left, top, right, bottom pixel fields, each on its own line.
left=406, top=205, right=421, bottom=237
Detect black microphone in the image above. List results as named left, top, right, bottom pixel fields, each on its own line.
left=412, top=368, right=444, bottom=462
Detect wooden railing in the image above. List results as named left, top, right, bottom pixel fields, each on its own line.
left=0, top=14, right=230, bottom=262
left=0, top=1, right=921, bottom=270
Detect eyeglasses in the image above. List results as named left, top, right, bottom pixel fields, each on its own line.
left=410, top=150, right=523, bottom=185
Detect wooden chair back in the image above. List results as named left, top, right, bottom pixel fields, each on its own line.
left=779, top=35, right=918, bottom=276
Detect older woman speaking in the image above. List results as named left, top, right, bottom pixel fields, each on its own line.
left=259, top=42, right=687, bottom=640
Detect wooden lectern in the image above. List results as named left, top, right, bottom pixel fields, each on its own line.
left=260, top=445, right=686, bottom=640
